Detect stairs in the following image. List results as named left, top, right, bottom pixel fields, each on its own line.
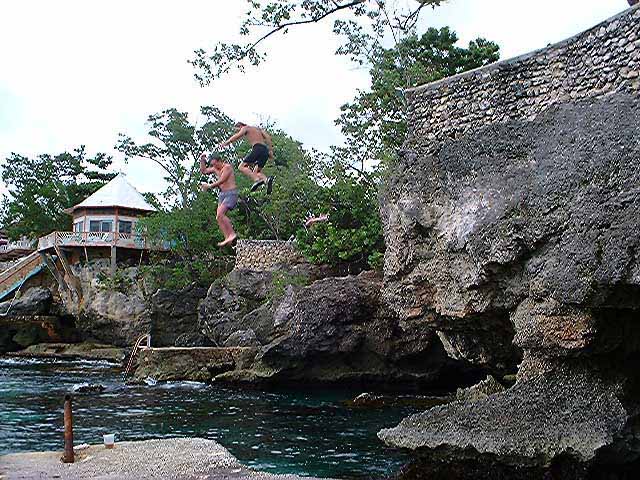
left=0, top=252, right=46, bottom=301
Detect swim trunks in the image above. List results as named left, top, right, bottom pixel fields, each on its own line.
left=243, top=143, right=270, bottom=169
left=218, top=189, right=238, bottom=210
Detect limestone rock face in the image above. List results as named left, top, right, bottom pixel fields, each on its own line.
left=198, top=269, right=276, bottom=347
left=0, top=316, right=78, bottom=353
left=0, top=287, right=53, bottom=316
left=379, top=6, right=640, bottom=476
left=0, top=288, right=78, bottom=352
left=455, top=375, right=505, bottom=403
left=147, top=284, right=207, bottom=347
left=243, top=272, right=477, bottom=389
left=196, top=267, right=480, bottom=389
left=198, top=266, right=331, bottom=347
left=70, top=263, right=149, bottom=347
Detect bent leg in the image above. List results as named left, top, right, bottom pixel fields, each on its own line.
left=253, top=165, right=267, bottom=182
left=239, top=162, right=260, bottom=182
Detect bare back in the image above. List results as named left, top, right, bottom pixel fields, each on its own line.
left=244, top=126, right=270, bottom=147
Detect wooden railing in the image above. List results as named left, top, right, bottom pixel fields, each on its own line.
left=0, top=240, right=36, bottom=254
left=38, top=232, right=168, bottom=251
left=0, top=252, right=44, bottom=295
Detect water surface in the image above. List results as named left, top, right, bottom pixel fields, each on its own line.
left=0, top=357, right=421, bottom=479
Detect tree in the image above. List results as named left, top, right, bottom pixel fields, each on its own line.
left=336, top=27, right=499, bottom=163
left=115, top=106, right=241, bottom=209
left=137, top=191, right=233, bottom=289
left=0, top=147, right=114, bottom=239
left=191, top=0, right=445, bottom=84
left=295, top=157, right=384, bottom=271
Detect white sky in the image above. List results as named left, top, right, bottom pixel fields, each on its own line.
left=0, top=0, right=628, bottom=197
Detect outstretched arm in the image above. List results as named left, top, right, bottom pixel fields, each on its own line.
left=219, top=127, right=247, bottom=148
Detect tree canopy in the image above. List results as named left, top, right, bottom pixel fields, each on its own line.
left=191, top=0, right=445, bottom=84
left=337, top=27, right=499, bottom=163
left=0, top=147, right=114, bottom=239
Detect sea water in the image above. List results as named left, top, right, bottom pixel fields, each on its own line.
left=0, top=357, right=421, bottom=479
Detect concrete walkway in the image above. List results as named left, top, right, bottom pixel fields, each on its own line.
left=0, top=438, right=330, bottom=480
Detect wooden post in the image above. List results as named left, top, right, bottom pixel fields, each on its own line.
left=63, top=394, right=74, bottom=463
left=110, top=246, right=117, bottom=276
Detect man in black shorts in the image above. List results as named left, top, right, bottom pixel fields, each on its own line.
left=218, top=122, right=274, bottom=193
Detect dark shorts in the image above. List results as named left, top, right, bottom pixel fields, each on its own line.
left=243, top=143, right=269, bottom=169
left=218, top=189, right=238, bottom=210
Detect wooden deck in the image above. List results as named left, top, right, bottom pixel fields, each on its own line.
left=37, top=231, right=169, bottom=252
left=0, top=240, right=36, bottom=261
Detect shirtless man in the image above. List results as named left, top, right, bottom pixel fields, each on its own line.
left=218, top=122, right=274, bottom=193
left=200, top=152, right=238, bottom=247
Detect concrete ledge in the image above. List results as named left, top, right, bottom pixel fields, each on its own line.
left=133, top=347, right=259, bottom=382
left=0, top=438, right=330, bottom=480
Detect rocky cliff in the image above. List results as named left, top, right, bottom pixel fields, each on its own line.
left=379, top=5, right=640, bottom=478
left=196, top=266, right=483, bottom=390
left=0, top=287, right=78, bottom=353
left=49, top=260, right=206, bottom=348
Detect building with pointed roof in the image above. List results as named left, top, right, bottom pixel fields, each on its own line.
left=37, top=174, right=167, bottom=275
left=63, top=173, right=156, bottom=237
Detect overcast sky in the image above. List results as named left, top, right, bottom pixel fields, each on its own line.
left=0, top=0, right=628, bottom=196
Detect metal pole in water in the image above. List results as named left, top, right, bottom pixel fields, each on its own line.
left=63, top=394, right=74, bottom=463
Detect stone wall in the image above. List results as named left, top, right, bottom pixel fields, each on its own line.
left=406, top=6, right=640, bottom=154
left=234, top=240, right=303, bottom=271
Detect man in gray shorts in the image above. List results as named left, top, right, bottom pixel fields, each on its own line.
left=200, top=152, right=238, bottom=247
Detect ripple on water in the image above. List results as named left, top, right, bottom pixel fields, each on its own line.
left=0, top=358, right=423, bottom=479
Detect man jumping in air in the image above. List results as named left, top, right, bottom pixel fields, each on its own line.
left=200, top=152, right=238, bottom=247
left=218, top=122, right=274, bottom=193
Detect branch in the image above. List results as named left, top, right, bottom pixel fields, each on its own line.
left=247, top=0, right=367, bottom=52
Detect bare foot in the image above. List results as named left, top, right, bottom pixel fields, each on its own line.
left=218, top=234, right=237, bottom=247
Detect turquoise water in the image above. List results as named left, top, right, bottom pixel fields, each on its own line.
left=0, top=357, right=421, bottom=479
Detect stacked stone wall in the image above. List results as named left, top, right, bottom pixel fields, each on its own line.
left=234, top=240, right=303, bottom=271
left=406, top=5, right=640, bottom=152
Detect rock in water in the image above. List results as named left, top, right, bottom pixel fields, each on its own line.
left=71, top=383, right=106, bottom=394
left=238, top=271, right=479, bottom=389
left=380, top=6, right=640, bottom=477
